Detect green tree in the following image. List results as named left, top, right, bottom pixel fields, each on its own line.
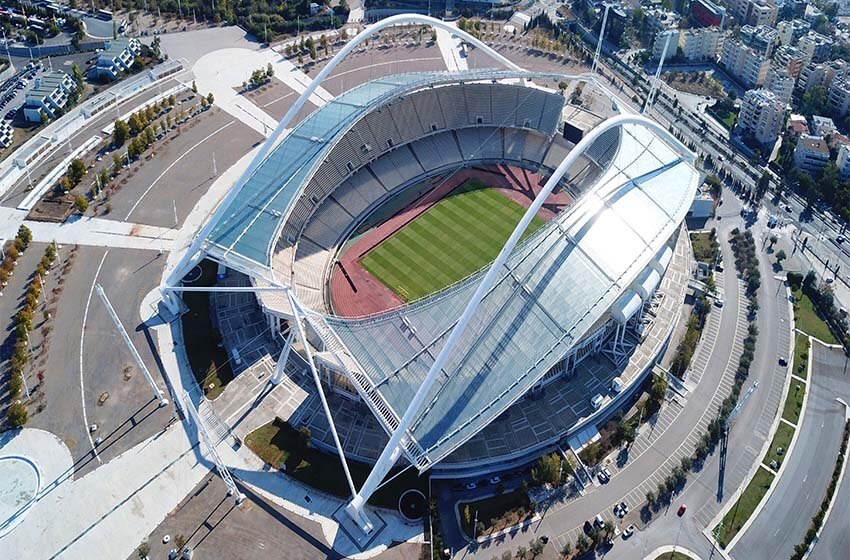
left=266, top=62, right=274, bottom=78
left=532, top=452, right=563, bottom=485
left=8, top=402, right=27, bottom=428
left=207, top=92, right=215, bottom=105
left=112, top=152, right=124, bottom=174
left=74, top=195, right=89, bottom=213
left=113, top=118, right=129, bottom=147
left=17, top=225, right=32, bottom=246
left=191, top=80, right=198, bottom=93
left=776, top=249, right=787, bottom=263
left=68, top=158, right=87, bottom=185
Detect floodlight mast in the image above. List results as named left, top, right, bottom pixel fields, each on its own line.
left=344, top=114, right=697, bottom=533
left=161, top=14, right=522, bottom=311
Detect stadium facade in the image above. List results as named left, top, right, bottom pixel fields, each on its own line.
left=162, top=15, right=700, bottom=532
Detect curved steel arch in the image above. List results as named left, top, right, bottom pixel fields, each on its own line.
left=164, top=14, right=522, bottom=292
left=345, top=113, right=696, bottom=531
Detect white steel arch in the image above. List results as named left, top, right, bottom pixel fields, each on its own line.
left=162, top=14, right=522, bottom=298
left=344, top=113, right=696, bottom=532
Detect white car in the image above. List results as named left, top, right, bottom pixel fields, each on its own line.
left=622, top=524, right=635, bottom=539
left=591, top=394, right=604, bottom=409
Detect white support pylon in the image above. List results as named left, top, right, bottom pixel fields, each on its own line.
left=182, top=391, right=244, bottom=504
left=271, top=330, right=295, bottom=385
left=643, top=30, right=675, bottom=114
left=592, top=3, right=610, bottom=75
left=96, top=284, right=169, bottom=407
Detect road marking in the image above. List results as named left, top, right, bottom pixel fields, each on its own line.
left=124, top=120, right=235, bottom=221
left=80, top=251, right=108, bottom=464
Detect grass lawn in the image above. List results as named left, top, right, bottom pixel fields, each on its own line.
left=720, top=112, right=736, bottom=128
left=763, top=421, right=795, bottom=468
left=792, top=333, right=810, bottom=380
left=782, top=380, right=807, bottom=425
left=360, top=179, right=545, bottom=302
left=793, top=289, right=838, bottom=344
left=458, top=489, right=532, bottom=538
left=653, top=553, right=692, bottom=560
left=715, top=466, right=775, bottom=548
left=180, top=259, right=233, bottom=399
left=245, top=418, right=427, bottom=508
left=690, top=231, right=719, bottom=263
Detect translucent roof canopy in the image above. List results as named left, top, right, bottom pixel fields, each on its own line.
left=312, top=123, right=700, bottom=469
left=202, top=69, right=576, bottom=276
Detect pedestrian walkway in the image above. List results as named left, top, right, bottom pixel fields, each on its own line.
left=0, top=207, right=176, bottom=251
left=435, top=25, right=468, bottom=72
left=192, top=48, right=280, bottom=137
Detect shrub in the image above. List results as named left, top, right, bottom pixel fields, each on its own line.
left=8, top=402, right=27, bottom=427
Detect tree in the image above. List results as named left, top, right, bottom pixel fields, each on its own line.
left=113, top=119, right=129, bottom=147
left=17, top=225, right=32, bottom=246
left=174, top=535, right=186, bottom=550
left=516, top=545, right=528, bottom=559
left=112, top=152, right=124, bottom=174
left=462, top=504, right=471, bottom=527
left=137, top=541, right=150, bottom=559
left=575, top=533, right=591, bottom=553
left=266, top=62, right=274, bottom=78
left=560, top=542, right=572, bottom=558
left=532, top=452, right=563, bottom=485
left=8, top=402, right=27, bottom=428
left=207, top=92, right=215, bottom=105
left=530, top=538, right=545, bottom=556
left=200, top=96, right=208, bottom=110
left=74, top=195, right=89, bottom=213
left=191, top=80, right=198, bottom=93
left=68, top=158, right=87, bottom=185
left=776, top=249, right=787, bottom=263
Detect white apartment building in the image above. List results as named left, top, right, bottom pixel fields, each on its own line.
left=772, top=44, right=806, bottom=78
left=811, top=115, right=837, bottom=136
left=93, top=37, right=142, bottom=81
left=680, top=27, right=724, bottom=61
left=23, top=71, right=77, bottom=123
left=764, top=65, right=795, bottom=105
left=798, top=31, right=834, bottom=64
left=727, top=0, right=778, bottom=26
left=775, top=19, right=811, bottom=46
left=794, top=134, right=831, bottom=174
left=828, top=76, right=850, bottom=117
left=720, top=38, right=770, bottom=88
left=798, top=60, right=848, bottom=93
left=737, top=88, right=786, bottom=145
left=652, top=29, right=679, bottom=62
left=837, top=144, right=850, bottom=180
left=740, top=24, right=778, bottom=57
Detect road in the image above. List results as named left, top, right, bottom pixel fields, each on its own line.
left=732, top=341, right=848, bottom=559
left=808, top=344, right=850, bottom=560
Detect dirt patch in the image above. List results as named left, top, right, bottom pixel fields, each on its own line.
left=28, top=194, right=74, bottom=222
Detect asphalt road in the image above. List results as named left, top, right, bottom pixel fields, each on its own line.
left=732, top=341, right=848, bottom=560
left=808, top=344, right=850, bottom=560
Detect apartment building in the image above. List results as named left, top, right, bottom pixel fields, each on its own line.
left=23, top=71, right=77, bottom=123
left=794, top=134, right=831, bottom=174
left=772, top=44, right=806, bottom=78
left=828, top=76, right=850, bottom=117
left=798, top=31, right=834, bottom=64
left=740, top=24, right=778, bottom=57
left=737, top=88, right=786, bottom=145
left=764, top=65, right=795, bottom=105
left=92, top=37, right=142, bottom=81
left=680, top=26, right=725, bottom=61
left=720, top=38, right=770, bottom=88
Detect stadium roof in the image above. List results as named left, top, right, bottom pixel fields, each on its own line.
left=304, top=123, right=700, bottom=469
left=201, top=69, right=581, bottom=280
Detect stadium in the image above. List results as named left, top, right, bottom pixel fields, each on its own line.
left=162, top=15, right=700, bottom=531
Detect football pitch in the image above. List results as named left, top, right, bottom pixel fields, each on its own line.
left=360, top=179, right=546, bottom=302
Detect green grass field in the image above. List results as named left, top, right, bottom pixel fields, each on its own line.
left=715, top=466, right=775, bottom=547
left=360, top=179, right=545, bottom=301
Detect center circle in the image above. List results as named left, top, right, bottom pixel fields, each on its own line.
left=0, top=455, right=41, bottom=538
left=398, top=489, right=427, bottom=522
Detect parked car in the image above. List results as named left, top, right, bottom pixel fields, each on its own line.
left=489, top=476, right=501, bottom=485
left=622, top=524, right=635, bottom=539
left=597, top=467, right=611, bottom=484
left=677, top=504, right=687, bottom=516
left=464, top=481, right=477, bottom=490
left=591, top=394, right=604, bottom=409
left=778, top=357, right=787, bottom=366
left=594, top=514, right=605, bottom=529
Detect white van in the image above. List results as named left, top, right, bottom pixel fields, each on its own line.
left=591, top=394, right=604, bottom=409
left=611, top=377, right=624, bottom=393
